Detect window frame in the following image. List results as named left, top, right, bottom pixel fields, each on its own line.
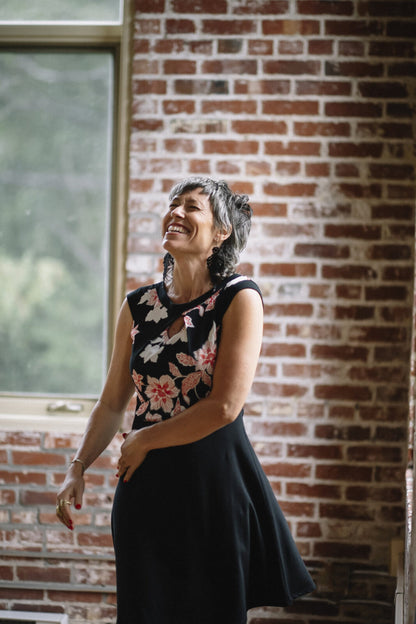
left=0, top=1, right=132, bottom=431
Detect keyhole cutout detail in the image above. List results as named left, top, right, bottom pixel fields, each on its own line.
left=167, top=316, right=185, bottom=339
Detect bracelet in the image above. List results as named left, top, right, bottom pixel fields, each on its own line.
left=70, top=458, right=85, bottom=475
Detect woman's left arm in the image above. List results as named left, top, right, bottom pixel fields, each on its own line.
left=118, top=288, right=263, bottom=481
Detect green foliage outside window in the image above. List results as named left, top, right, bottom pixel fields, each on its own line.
left=0, top=52, right=113, bottom=395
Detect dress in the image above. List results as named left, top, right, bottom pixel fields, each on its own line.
left=111, top=274, right=315, bottom=624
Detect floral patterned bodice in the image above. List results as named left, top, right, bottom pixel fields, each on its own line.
left=126, top=274, right=261, bottom=430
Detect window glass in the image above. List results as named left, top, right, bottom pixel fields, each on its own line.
left=0, top=51, right=114, bottom=395
left=0, top=0, right=121, bottom=22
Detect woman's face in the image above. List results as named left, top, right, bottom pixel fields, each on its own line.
left=162, top=188, right=220, bottom=261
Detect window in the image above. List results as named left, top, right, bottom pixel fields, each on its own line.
left=0, top=1, right=131, bottom=429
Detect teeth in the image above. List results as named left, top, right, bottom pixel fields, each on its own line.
left=168, top=225, right=187, bottom=233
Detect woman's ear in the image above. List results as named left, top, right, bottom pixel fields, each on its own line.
left=216, top=226, right=232, bottom=245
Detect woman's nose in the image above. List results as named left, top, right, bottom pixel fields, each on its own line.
left=170, top=204, right=185, bottom=217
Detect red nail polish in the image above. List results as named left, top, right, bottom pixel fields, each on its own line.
left=75, top=504, right=81, bottom=510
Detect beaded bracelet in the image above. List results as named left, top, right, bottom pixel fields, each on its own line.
left=70, top=458, right=85, bottom=475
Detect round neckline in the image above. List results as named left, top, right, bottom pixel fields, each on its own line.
left=158, top=281, right=219, bottom=312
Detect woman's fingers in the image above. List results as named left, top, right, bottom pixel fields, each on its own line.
left=56, top=498, right=74, bottom=531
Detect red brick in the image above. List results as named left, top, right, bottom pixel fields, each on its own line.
left=264, top=303, right=313, bottom=317
left=264, top=60, right=320, bottom=75
left=202, top=19, right=256, bottom=35
left=278, top=40, right=304, bottom=55
left=325, top=19, right=383, bottom=36
left=203, top=140, right=258, bottom=155
left=369, top=163, right=415, bottom=180
left=202, top=60, right=257, bottom=74
left=163, top=100, right=195, bottom=115
left=367, top=244, right=411, bottom=260
left=163, top=60, right=196, bottom=74
left=262, top=19, right=320, bottom=35
left=347, top=446, right=402, bottom=463
left=359, top=1, right=415, bottom=17
left=202, top=100, right=256, bottom=114
left=287, top=445, right=342, bottom=460
left=233, top=0, right=289, bottom=14
left=308, top=39, right=333, bottom=55
left=315, top=385, right=372, bottom=401
left=135, top=0, right=165, bottom=11
left=276, top=161, right=301, bottom=175
left=252, top=202, right=287, bottom=217
left=263, top=100, right=319, bottom=116
left=322, top=264, right=377, bottom=280
left=295, top=121, right=350, bottom=137
left=12, top=451, right=66, bottom=467
left=311, top=345, right=368, bottom=361
left=235, top=79, right=291, bottom=95
left=135, top=19, right=161, bottom=34
left=326, top=61, right=383, bottom=77
left=132, top=59, right=159, bottom=75
left=232, top=120, right=287, bottom=134
left=298, top=0, right=353, bottom=13
left=165, top=19, right=195, bottom=34
left=338, top=40, right=366, bottom=56
left=305, top=162, right=330, bottom=177
left=260, top=263, right=316, bottom=277
left=329, top=142, right=383, bottom=158
left=172, top=0, right=227, bottom=12
left=325, top=224, right=381, bottom=240
left=248, top=39, right=274, bottom=55
left=164, top=139, right=196, bottom=152
left=252, top=382, right=308, bottom=398
left=314, top=541, right=371, bottom=559
left=296, top=80, right=351, bottom=96
left=245, top=161, right=272, bottom=176
left=295, top=243, right=350, bottom=259
left=346, top=485, right=403, bottom=503
left=359, top=81, right=409, bottom=98
left=280, top=501, right=315, bottom=517
left=325, top=101, right=382, bottom=117
left=369, top=41, right=415, bottom=58
left=175, top=79, right=228, bottom=95
left=365, top=285, right=408, bottom=301
left=265, top=141, right=320, bottom=156
left=263, top=463, right=311, bottom=479
left=251, top=421, right=308, bottom=437
left=261, top=343, right=306, bottom=357
left=0, top=432, right=41, bottom=446
left=132, top=79, right=166, bottom=94
left=264, top=182, right=317, bottom=197
left=17, top=566, right=71, bottom=583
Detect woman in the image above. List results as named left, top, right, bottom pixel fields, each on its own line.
left=56, top=177, right=315, bottom=623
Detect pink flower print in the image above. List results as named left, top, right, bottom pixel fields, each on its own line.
left=135, top=400, right=149, bottom=417
left=145, top=374, right=180, bottom=413
left=183, top=314, right=194, bottom=328
left=181, top=371, right=203, bottom=404
left=145, top=412, right=162, bottom=423
left=132, top=370, right=144, bottom=392
left=131, top=324, right=139, bottom=342
left=193, top=324, right=217, bottom=375
left=205, top=290, right=220, bottom=311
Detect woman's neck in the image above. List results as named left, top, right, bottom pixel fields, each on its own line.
left=166, top=260, right=213, bottom=304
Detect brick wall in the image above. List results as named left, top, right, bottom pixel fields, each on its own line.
left=1, top=1, right=415, bottom=622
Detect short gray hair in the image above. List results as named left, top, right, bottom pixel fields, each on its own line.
left=167, top=177, right=252, bottom=282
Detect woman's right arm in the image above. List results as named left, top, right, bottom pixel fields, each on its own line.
left=56, top=297, right=135, bottom=530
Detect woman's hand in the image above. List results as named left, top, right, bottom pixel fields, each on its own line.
left=117, top=430, right=148, bottom=483
left=56, top=463, right=85, bottom=531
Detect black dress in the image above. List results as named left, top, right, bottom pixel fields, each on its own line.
left=111, top=275, right=315, bottom=624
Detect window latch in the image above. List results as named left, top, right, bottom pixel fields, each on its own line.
left=47, top=400, right=84, bottom=413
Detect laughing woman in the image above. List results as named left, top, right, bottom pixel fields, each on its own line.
left=56, top=177, right=315, bottom=624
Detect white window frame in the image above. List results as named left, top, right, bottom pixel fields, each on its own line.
left=0, top=1, right=132, bottom=431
